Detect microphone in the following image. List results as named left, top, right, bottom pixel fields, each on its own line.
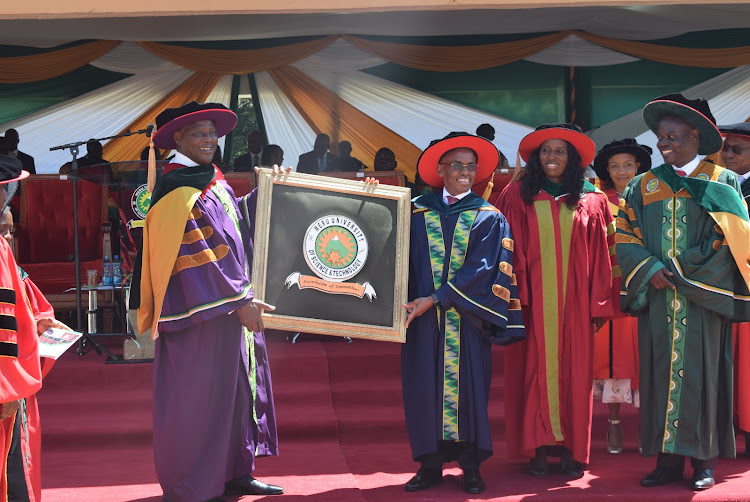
left=146, top=124, right=155, bottom=138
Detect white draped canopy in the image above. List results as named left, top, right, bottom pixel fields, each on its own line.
left=2, top=33, right=749, bottom=173
left=1, top=71, right=234, bottom=171
left=591, top=65, right=750, bottom=166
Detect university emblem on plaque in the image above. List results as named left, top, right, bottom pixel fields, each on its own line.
left=126, top=184, right=152, bottom=229
left=285, top=215, right=377, bottom=301
left=131, top=184, right=152, bottom=219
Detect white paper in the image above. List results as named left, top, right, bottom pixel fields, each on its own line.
left=38, top=328, right=83, bottom=360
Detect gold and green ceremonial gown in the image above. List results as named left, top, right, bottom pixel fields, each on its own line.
left=617, top=160, right=750, bottom=460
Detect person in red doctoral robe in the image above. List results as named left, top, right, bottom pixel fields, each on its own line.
left=718, top=121, right=750, bottom=458
left=0, top=157, right=71, bottom=502
left=590, top=139, right=652, bottom=455
left=0, top=155, right=41, bottom=502
left=497, top=123, right=617, bottom=479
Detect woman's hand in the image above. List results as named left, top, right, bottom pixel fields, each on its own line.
left=36, top=317, right=72, bottom=336
left=0, top=400, right=20, bottom=421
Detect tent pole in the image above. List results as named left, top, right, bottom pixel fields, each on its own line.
left=224, top=75, right=242, bottom=166
left=249, top=73, right=269, bottom=147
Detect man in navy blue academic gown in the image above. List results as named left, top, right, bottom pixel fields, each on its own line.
left=401, top=132, right=525, bottom=495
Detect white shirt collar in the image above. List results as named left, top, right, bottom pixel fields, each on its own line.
left=172, top=151, right=199, bottom=167
left=673, top=155, right=701, bottom=177
left=442, top=187, right=471, bottom=204
left=738, top=171, right=750, bottom=184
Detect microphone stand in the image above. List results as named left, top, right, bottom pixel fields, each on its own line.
left=50, top=126, right=154, bottom=363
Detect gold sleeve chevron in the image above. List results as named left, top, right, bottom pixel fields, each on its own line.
left=172, top=245, right=230, bottom=276
left=499, top=261, right=513, bottom=276
left=182, top=225, right=214, bottom=244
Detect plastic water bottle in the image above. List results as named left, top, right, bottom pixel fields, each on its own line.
left=112, top=255, right=122, bottom=287
left=102, top=255, right=113, bottom=286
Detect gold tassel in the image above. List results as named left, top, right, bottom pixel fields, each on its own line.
left=482, top=179, right=494, bottom=200
left=509, top=152, right=525, bottom=184
left=147, top=135, right=156, bottom=193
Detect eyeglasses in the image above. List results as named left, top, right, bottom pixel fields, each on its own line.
left=439, top=162, right=478, bottom=172
left=722, top=143, right=750, bottom=155
left=190, top=130, right=218, bottom=139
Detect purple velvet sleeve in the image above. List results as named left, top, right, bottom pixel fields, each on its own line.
left=158, top=188, right=253, bottom=333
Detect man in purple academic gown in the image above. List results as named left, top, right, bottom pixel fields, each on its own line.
left=135, top=101, right=281, bottom=502
left=401, top=132, right=525, bottom=495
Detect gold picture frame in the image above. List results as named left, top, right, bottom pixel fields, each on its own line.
left=319, top=170, right=405, bottom=187
left=252, top=168, right=412, bottom=342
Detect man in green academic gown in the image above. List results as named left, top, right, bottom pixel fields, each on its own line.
left=617, top=94, right=750, bottom=491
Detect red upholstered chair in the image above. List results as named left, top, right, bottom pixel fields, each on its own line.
left=476, top=169, right=516, bottom=206
left=15, top=175, right=108, bottom=298
left=225, top=172, right=256, bottom=197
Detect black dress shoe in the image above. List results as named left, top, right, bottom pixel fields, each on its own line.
left=462, top=469, right=486, bottom=494
left=560, top=448, right=584, bottom=479
left=404, top=468, right=442, bottom=491
left=640, top=466, right=683, bottom=487
left=224, top=474, right=284, bottom=496
left=690, top=468, right=715, bottom=491
left=529, top=447, right=548, bottom=476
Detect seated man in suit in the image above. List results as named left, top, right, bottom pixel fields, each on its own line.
left=59, top=139, right=112, bottom=179
left=233, top=130, right=265, bottom=173
left=4, top=129, right=35, bottom=175
left=335, top=141, right=366, bottom=171
left=374, top=147, right=418, bottom=197
left=260, top=144, right=284, bottom=168
left=373, top=147, right=397, bottom=172
left=297, top=133, right=338, bottom=174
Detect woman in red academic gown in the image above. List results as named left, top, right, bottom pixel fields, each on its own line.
left=0, top=159, right=42, bottom=502
left=1, top=180, right=66, bottom=502
left=590, top=139, right=652, bottom=455
left=497, top=123, right=617, bottom=479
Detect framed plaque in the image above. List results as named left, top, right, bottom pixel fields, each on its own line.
left=252, top=168, right=412, bottom=342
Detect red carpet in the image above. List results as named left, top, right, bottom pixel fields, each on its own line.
left=37, top=335, right=750, bottom=501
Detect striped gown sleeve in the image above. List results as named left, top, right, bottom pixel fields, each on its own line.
left=615, top=182, right=664, bottom=314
